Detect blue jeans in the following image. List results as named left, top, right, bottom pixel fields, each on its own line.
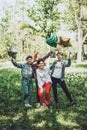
left=22, top=78, right=33, bottom=104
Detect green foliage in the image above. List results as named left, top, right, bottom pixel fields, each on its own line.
left=0, top=67, right=87, bottom=130
left=0, top=10, right=17, bottom=59
left=60, top=0, right=87, bottom=31
left=75, top=64, right=87, bottom=68
left=27, top=0, right=60, bottom=35
left=0, top=0, right=87, bottom=62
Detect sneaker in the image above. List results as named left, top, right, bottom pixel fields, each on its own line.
left=36, top=103, right=41, bottom=108
left=42, top=103, right=47, bottom=106
left=71, top=101, right=76, bottom=107
left=25, top=104, right=32, bottom=108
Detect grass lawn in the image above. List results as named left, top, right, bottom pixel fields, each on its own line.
left=0, top=66, right=87, bottom=130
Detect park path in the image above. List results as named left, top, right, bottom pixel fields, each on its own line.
left=0, top=61, right=87, bottom=73
left=0, top=61, right=15, bottom=70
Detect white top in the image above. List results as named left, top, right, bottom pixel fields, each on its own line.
left=36, top=66, right=52, bottom=88
left=52, top=62, right=62, bottom=78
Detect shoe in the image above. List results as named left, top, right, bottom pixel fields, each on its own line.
left=42, top=103, right=47, bottom=107
left=71, top=101, right=76, bottom=107
left=36, top=103, right=41, bottom=108
left=25, top=104, right=32, bottom=108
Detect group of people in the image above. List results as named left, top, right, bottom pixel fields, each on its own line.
left=11, top=51, right=75, bottom=108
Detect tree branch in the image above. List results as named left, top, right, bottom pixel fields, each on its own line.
left=82, top=33, right=87, bottom=43
left=74, top=11, right=78, bottom=27
left=71, top=0, right=78, bottom=27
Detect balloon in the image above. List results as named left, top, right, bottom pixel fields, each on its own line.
left=7, top=46, right=17, bottom=59
left=46, top=35, right=58, bottom=48
left=58, top=36, right=72, bottom=47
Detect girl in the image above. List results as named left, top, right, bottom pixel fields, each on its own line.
left=36, top=59, right=52, bottom=107
left=32, top=51, right=52, bottom=107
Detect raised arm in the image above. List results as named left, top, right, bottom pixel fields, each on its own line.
left=11, top=58, right=23, bottom=68
left=64, top=52, right=72, bottom=67
left=42, top=51, right=53, bottom=61
left=64, top=59, right=71, bottom=67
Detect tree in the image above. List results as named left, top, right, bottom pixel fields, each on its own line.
left=27, top=0, right=60, bottom=36
left=0, top=0, right=36, bottom=59
left=0, top=10, right=12, bottom=58
left=60, top=0, right=87, bottom=63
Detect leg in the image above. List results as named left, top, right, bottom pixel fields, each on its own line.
left=59, top=80, right=73, bottom=102
left=45, top=82, right=51, bottom=105
left=28, top=79, right=33, bottom=101
left=38, top=87, right=47, bottom=106
left=35, top=79, right=40, bottom=103
left=22, top=79, right=29, bottom=104
left=51, top=77, right=58, bottom=103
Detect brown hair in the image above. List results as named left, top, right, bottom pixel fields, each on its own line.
left=37, top=58, right=44, bottom=64
left=56, top=52, right=63, bottom=56
left=26, top=55, right=32, bottom=60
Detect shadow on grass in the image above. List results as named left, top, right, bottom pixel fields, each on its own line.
left=0, top=69, right=87, bottom=130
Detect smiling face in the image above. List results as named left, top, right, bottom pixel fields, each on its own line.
left=38, top=61, right=45, bottom=70
left=57, top=53, right=63, bottom=61
left=27, top=57, right=32, bottom=64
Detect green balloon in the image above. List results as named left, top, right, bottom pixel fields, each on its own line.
left=46, top=35, right=58, bottom=47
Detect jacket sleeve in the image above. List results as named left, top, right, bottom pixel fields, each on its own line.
left=64, top=59, right=71, bottom=67
left=50, top=63, right=54, bottom=70
left=42, top=51, right=52, bottom=61
left=50, top=60, right=57, bottom=70
left=12, top=60, right=23, bottom=68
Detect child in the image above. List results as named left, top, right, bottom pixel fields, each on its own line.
left=11, top=56, right=33, bottom=107
left=36, top=59, right=52, bottom=107
left=50, top=51, right=76, bottom=107
left=32, top=51, right=52, bottom=107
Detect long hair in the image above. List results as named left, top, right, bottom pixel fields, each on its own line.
left=34, top=52, right=39, bottom=61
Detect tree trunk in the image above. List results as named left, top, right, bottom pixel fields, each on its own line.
left=77, top=19, right=83, bottom=63
left=22, top=39, right=25, bottom=53
left=77, top=43, right=82, bottom=63
left=20, top=39, right=25, bottom=61
left=77, top=1, right=84, bottom=63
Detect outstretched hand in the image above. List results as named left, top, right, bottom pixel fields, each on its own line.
left=68, top=51, right=73, bottom=59
left=11, top=57, right=14, bottom=62
left=59, top=44, right=65, bottom=48
left=40, top=88, right=45, bottom=94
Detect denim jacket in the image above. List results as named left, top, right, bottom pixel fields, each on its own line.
left=50, top=59, right=71, bottom=81
left=12, top=61, right=33, bottom=79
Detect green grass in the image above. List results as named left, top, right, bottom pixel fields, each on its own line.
left=72, top=63, right=87, bottom=68
left=0, top=67, right=87, bottom=130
